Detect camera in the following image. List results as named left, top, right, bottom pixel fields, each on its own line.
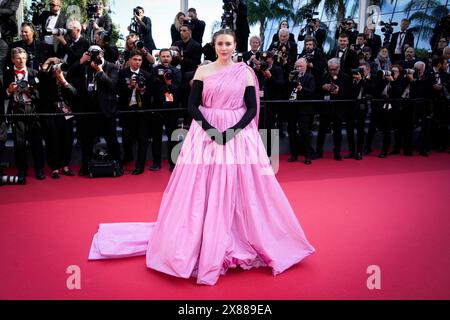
left=133, top=7, right=140, bottom=16
left=157, top=68, right=173, bottom=82
left=52, top=28, right=69, bottom=36
left=16, top=79, right=29, bottom=91
left=30, top=0, right=45, bottom=11
left=87, top=1, right=101, bottom=18
left=304, top=9, right=319, bottom=24
left=351, top=67, right=365, bottom=76
left=237, top=53, right=243, bottom=62
left=134, top=40, right=145, bottom=50
left=88, top=49, right=103, bottom=65
left=272, top=42, right=289, bottom=64
left=221, top=0, right=237, bottom=30
left=131, top=73, right=146, bottom=89
left=256, top=52, right=271, bottom=72
left=405, top=68, right=419, bottom=80
left=378, top=70, right=392, bottom=77
left=44, top=61, right=69, bottom=73
left=98, top=31, right=111, bottom=43
left=289, top=70, right=304, bottom=86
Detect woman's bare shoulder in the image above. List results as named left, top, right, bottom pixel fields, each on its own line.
left=193, top=64, right=215, bottom=81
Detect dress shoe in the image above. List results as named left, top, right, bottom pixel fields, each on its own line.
left=333, top=153, right=342, bottom=161
left=355, top=152, right=363, bottom=160
left=132, top=168, right=144, bottom=175
left=62, top=168, right=75, bottom=176
left=378, top=152, right=388, bottom=158
left=115, top=167, right=124, bottom=177
left=344, top=153, right=355, bottom=159
left=304, top=157, right=312, bottom=165
left=35, top=169, right=46, bottom=180
left=149, top=164, right=161, bottom=171
left=78, top=165, right=89, bottom=176
left=51, top=171, right=60, bottom=179
left=288, top=155, right=298, bottom=162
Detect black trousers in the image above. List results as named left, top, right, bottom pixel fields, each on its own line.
left=346, top=104, right=368, bottom=154
left=44, top=116, right=74, bottom=170
left=150, top=111, right=180, bottom=166
left=12, top=118, right=45, bottom=171
left=393, top=105, right=415, bottom=153
left=366, top=105, right=394, bottom=153
left=431, top=100, right=449, bottom=150
left=121, top=111, right=151, bottom=169
left=78, top=114, right=121, bottom=166
left=287, top=107, right=314, bottom=158
left=316, top=113, right=343, bottom=155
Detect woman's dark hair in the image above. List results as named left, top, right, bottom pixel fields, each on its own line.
left=212, top=29, right=236, bottom=44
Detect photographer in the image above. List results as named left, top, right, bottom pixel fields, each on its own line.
left=121, top=33, right=155, bottom=71
left=118, top=50, right=151, bottom=175
left=329, top=33, right=358, bottom=76
left=242, top=35, right=261, bottom=67
left=430, top=13, right=450, bottom=52
left=150, top=49, right=182, bottom=172
left=298, top=36, right=327, bottom=91
left=425, top=56, right=449, bottom=152
left=286, top=58, right=316, bottom=165
left=8, top=22, right=54, bottom=71
left=187, top=8, right=206, bottom=46
left=298, top=16, right=325, bottom=50
left=128, top=6, right=156, bottom=52
left=268, top=28, right=297, bottom=72
left=84, top=0, right=112, bottom=45
left=69, top=45, right=122, bottom=176
left=4, top=47, right=45, bottom=180
left=93, top=27, right=118, bottom=63
left=335, top=18, right=358, bottom=45
left=366, top=65, right=405, bottom=158
left=34, top=0, right=67, bottom=47
left=171, top=12, right=186, bottom=45
left=364, top=26, right=381, bottom=61
left=221, top=0, right=250, bottom=53
left=55, top=19, right=89, bottom=66
left=39, top=57, right=76, bottom=178
left=315, top=58, right=352, bottom=161
left=347, top=62, right=378, bottom=160
left=271, top=20, right=295, bottom=45
left=0, top=0, right=20, bottom=42
left=397, top=47, right=417, bottom=70
left=374, top=47, right=392, bottom=73
left=172, top=24, right=202, bottom=74
left=388, top=19, right=414, bottom=63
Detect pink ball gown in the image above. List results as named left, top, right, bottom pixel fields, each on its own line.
left=89, top=62, right=315, bottom=285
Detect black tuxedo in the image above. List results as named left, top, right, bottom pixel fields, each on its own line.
left=365, top=33, right=382, bottom=60
left=3, top=67, right=45, bottom=172
left=190, top=18, right=206, bottom=46
left=0, top=0, right=20, bottom=39
left=388, top=31, right=414, bottom=61
left=34, top=10, right=68, bottom=40
left=172, top=38, right=202, bottom=74
left=70, top=60, right=121, bottom=166
left=134, top=16, right=156, bottom=51
left=298, top=28, right=326, bottom=50
left=118, top=67, right=152, bottom=169
left=235, top=2, right=250, bottom=53
left=268, top=40, right=297, bottom=72
left=316, top=71, right=353, bottom=157
left=57, top=36, right=90, bottom=66
left=299, top=49, right=327, bottom=94
left=287, top=72, right=316, bottom=159
left=329, top=47, right=358, bottom=75
left=8, top=40, right=54, bottom=71
left=149, top=65, right=182, bottom=168
left=85, top=14, right=112, bottom=44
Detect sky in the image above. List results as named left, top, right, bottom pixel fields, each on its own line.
left=110, top=0, right=258, bottom=48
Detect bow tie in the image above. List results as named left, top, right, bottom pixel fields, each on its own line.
left=15, top=69, right=26, bottom=76
left=339, top=49, right=345, bottom=53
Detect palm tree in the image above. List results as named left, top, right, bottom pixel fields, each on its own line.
left=247, top=0, right=291, bottom=47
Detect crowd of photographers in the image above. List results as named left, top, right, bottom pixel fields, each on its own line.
left=0, top=0, right=448, bottom=185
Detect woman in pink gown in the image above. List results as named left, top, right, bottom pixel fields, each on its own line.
left=89, top=29, right=315, bottom=286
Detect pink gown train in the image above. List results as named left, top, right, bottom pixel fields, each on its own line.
left=89, top=62, right=315, bottom=285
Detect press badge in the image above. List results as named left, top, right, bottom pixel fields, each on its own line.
left=88, top=83, right=95, bottom=92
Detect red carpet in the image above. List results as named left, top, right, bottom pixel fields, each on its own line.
left=1, top=153, right=449, bottom=300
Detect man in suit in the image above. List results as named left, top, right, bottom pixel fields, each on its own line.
left=149, top=49, right=182, bottom=172
left=4, top=47, right=45, bottom=181
left=329, top=33, right=358, bottom=76
left=298, top=18, right=326, bottom=51
left=118, top=50, right=152, bottom=175
left=129, top=6, right=156, bottom=52
left=34, top=0, right=67, bottom=47
left=388, top=19, right=414, bottom=63
left=56, top=19, right=89, bottom=66
left=0, top=0, right=20, bottom=42
left=315, top=58, right=353, bottom=161
left=187, top=8, right=205, bottom=46
left=84, top=0, right=112, bottom=45
left=298, top=36, right=327, bottom=91
left=8, top=22, right=54, bottom=71
left=69, top=45, right=122, bottom=176
left=364, top=26, right=381, bottom=61
left=172, top=24, right=202, bottom=75
left=287, top=58, right=316, bottom=165
left=235, top=0, right=250, bottom=53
